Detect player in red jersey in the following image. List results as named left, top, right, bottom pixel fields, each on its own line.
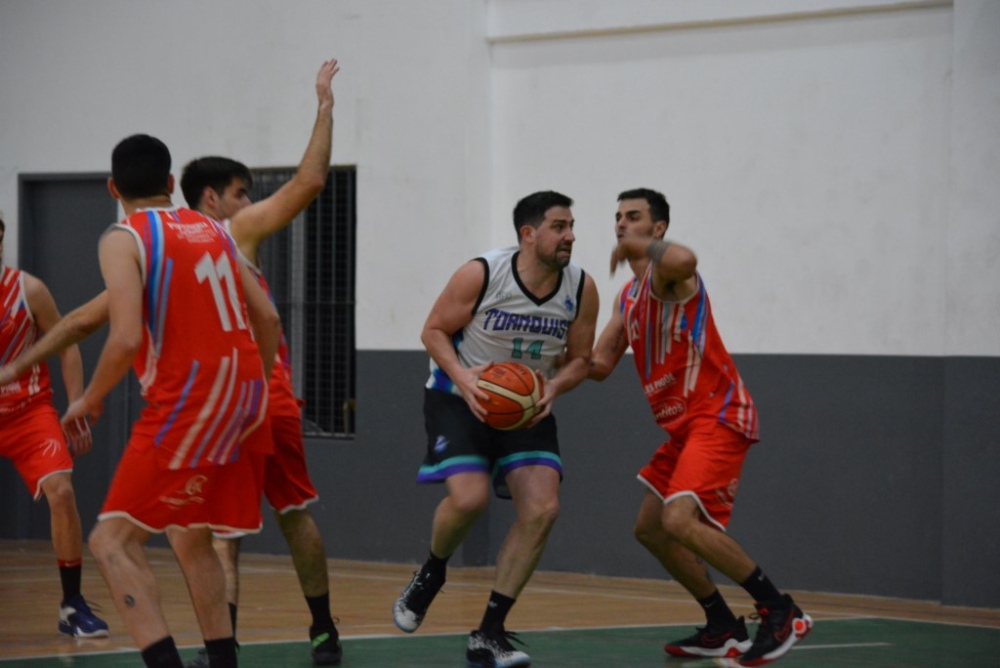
left=61, top=134, right=280, bottom=668
left=0, top=216, right=109, bottom=638
left=177, top=57, right=342, bottom=668
left=0, top=59, right=342, bottom=667
left=589, top=188, right=811, bottom=666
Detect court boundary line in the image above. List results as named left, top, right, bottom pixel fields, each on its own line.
left=2, top=616, right=997, bottom=664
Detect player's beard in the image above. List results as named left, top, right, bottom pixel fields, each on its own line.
left=539, top=244, right=572, bottom=270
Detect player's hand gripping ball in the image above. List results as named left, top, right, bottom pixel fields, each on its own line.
left=475, top=362, right=543, bottom=430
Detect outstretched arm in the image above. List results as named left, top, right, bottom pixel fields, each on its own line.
left=23, top=276, right=93, bottom=456
left=229, top=58, right=340, bottom=264
left=533, top=273, right=600, bottom=420
left=589, top=287, right=630, bottom=382
left=0, top=291, right=109, bottom=386
left=611, top=237, right=698, bottom=301
left=62, top=231, right=143, bottom=435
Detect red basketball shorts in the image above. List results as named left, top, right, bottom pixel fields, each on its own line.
left=638, top=420, right=752, bottom=531
left=99, top=430, right=263, bottom=534
left=262, top=413, right=318, bottom=514
left=0, top=401, right=73, bottom=500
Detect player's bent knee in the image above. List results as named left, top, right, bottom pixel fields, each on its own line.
left=87, top=524, right=118, bottom=563
left=451, top=493, right=490, bottom=519
left=41, top=475, right=76, bottom=510
left=521, top=498, right=560, bottom=532
left=660, top=499, right=701, bottom=542
left=633, top=519, right=662, bottom=547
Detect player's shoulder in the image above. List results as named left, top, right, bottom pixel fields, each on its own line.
left=19, top=270, right=53, bottom=303
left=477, top=245, right=517, bottom=265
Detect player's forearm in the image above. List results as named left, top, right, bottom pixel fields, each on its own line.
left=58, top=346, right=86, bottom=403
left=589, top=323, right=627, bottom=381
left=252, top=312, right=280, bottom=380
left=547, top=355, right=590, bottom=397
left=82, top=333, right=140, bottom=408
left=422, top=328, right=466, bottom=380
left=588, top=353, right=615, bottom=382
left=623, top=237, right=697, bottom=280
left=295, top=104, right=333, bottom=194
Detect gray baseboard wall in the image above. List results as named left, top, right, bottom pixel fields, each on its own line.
left=2, top=352, right=997, bottom=608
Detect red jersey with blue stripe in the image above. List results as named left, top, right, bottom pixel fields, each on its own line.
left=0, top=267, right=51, bottom=415
left=621, top=269, right=758, bottom=442
left=117, top=208, right=269, bottom=470
left=239, top=253, right=300, bottom=419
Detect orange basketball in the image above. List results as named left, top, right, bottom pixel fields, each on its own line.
left=475, top=362, right=543, bottom=430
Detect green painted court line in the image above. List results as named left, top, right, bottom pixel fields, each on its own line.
left=3, top=618, right=999, bottom=667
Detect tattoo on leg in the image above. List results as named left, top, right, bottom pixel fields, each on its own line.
left=645, top=240, right=672, bottom=264
left=124, top=594, right=135, bottom=608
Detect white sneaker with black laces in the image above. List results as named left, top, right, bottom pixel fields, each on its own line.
left=393, top=570, right=444, bottom=633
left=466, top=628, right=530, bottom=667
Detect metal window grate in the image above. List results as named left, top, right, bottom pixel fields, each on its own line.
left=250, top=167, right=356, bottom=438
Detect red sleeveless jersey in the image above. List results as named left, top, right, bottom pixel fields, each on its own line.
left=118, top=208, right=269, bottom=470
left=620, top=269, right=758, bottom=442
left=0, top=267, right=52, bottom=415
left=242, top=259, right=300, bottom=418
left=223, top=220, right=300, bottom=419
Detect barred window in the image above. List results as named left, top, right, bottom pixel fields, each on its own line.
left=249, top=167, right=356, bottom=438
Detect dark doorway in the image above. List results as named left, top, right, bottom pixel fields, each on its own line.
left=0, top=174, right=122, bottom=541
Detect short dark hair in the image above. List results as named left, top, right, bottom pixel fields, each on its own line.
left=512, top=191, right=573, bottom=236
left=111, top=134, right=172, bottom=199
left=180, top=157, right=253, bottom=209
left=618, top=188, right=670, bottom=226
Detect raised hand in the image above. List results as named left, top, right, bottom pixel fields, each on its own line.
left=316, top=58, right=340, bottom=110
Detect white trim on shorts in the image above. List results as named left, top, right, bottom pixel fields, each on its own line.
left=33, top=468, right=73, bottom=501
left=97, top=510, right=264, bottom=536
left=636, top=474, right=728, bottom=533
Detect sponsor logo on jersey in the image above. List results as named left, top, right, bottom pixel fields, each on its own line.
left=0, top=381, right=23, bottom=396
left=160, top=474, right=208, bottom=508
left=481, top=308, right=569, bottom=339
left=653, top=397, right=686, bottom=423
left=165, top=220, right=216, bottom=244
left=713, top=477, right=740, bottom=510
left=643, top=373, right=678, bottom=395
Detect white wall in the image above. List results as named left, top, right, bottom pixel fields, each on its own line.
left=489, top=0, right=979, bottom=356
left=1, top=0, right=997, bottom=356
left=0, top=0, right=492, bottom=351
left=946, top=0, right=1000, bottom=356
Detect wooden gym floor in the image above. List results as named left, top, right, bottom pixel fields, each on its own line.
left=1, top=538, right=999, bottom=666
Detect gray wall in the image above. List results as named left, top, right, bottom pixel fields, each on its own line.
left=239, top=351, right=997, bottom=608
left=3, top=350, right=997, bottom=607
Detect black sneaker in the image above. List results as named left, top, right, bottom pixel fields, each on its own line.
left=392, top=570, right=444, bottom=633
left=664, top=616, right=752, bottom=658
left=183, top=648, right=209, bottom=668
left=738, top=595, right=812, bottom=666
left=466, top=628, right=530, bottom=668
left=310, top=624, right=342, bottom=666
left=184, top=640, right=241, bottom=668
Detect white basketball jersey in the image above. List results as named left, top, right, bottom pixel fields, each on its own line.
left=426, top=246, right=586, bottom=394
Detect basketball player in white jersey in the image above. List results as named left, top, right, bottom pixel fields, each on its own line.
left=393, top=191, right=599, bottom=667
